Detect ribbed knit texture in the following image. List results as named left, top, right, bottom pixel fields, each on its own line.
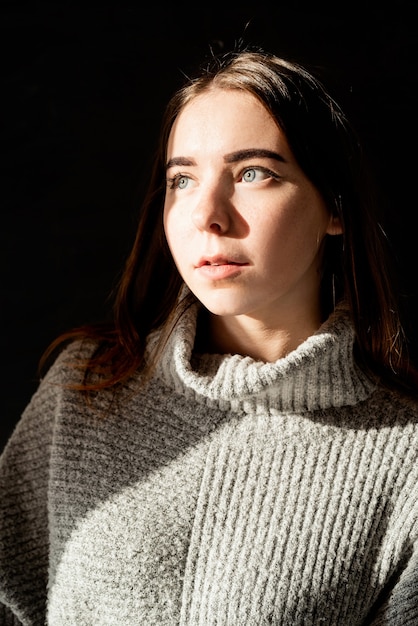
left=1, top=302, right=417, bottom=625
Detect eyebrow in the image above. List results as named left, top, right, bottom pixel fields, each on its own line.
left=166, top=156, right=195, bottom=170
left=224, top=148, right=286, bottom=164
left=165, top=148, right=286, bottom=171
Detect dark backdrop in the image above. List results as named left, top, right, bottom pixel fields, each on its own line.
left=2, top=2, right=418, bottom=451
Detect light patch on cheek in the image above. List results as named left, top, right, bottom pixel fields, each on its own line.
left=163, top=212, right=187, bottom=270
left=163, top=203, right=173, bottom=241
left=315, top=229, right=326, bottom=250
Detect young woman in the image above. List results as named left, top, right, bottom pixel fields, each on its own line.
left=1, top=48, right=417, bottom=625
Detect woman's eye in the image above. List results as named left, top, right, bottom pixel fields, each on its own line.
left=167, top=174, right=190, bottom=190
left=177, top=175, right=189, bottom=189
left=242, top=167, right=277, bottom=183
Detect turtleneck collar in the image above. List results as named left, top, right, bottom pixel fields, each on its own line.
left=150, top=299, right=376, bottom=414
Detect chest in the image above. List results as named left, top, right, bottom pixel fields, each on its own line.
left=47, top=400, right=406, bottom=625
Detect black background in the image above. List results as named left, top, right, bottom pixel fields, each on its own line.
left=2, top=2, right=418, bottom=451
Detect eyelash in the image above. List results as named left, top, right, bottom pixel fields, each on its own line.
left=242, top=166, right=281, bottom=181
left=166, top=173, right=187, bottom=189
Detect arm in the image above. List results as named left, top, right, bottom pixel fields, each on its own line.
left=0, top=605, right=25, bottom=625
left=367, top=542, right=418, bottom=625
left=0, top=341, right=87, bottom=626
left=0, top=381, right=57, bottom=625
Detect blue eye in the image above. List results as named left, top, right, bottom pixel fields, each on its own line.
left=177, top=176, right=189, bottom=189
left=242, top=166, right=280, bottom=184
left=243, top=169, right=257, bottom=182
left=167, top=174, right=190, bottom=190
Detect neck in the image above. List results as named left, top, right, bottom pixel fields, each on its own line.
left=196, top=307, right=324, bottom=362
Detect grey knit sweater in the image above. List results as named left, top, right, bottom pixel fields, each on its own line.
left=1, top=303, right=418, bottom=625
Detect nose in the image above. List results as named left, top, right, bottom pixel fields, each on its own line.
left=191, top=180, right=231, bottom=234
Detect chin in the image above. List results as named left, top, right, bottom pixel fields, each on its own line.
left=193, top=290, right=254, bottom=318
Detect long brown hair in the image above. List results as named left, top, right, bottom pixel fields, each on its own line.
left=42, top=47, right=418, bottom=394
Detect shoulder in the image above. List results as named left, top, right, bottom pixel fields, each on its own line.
left=39, top=337, right=100, bottom=391
left=2, top=339, right=100, bottom=455
left=368, top=384, right=418, bottom=432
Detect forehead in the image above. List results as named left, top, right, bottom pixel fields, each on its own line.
left=166, top=88, right=286, bottom=156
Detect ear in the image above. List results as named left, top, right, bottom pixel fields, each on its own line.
left=326, top=215, right=343, bottom=236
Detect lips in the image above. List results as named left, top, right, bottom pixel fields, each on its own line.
left=195, top=255, right=249, bottom=280
left=196, top=255, right=248, bottom=268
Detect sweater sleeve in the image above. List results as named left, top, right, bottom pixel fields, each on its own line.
left=0, top=605, right=24, bottom=626
left=0, top=342, right=88, bottom=626
left=367, top=542, right=418, bottom=626
left=0, top=380, right=57, bottom=625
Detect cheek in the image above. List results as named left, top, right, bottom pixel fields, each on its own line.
left=162, top=207, right=169, bottom=240
left=163, top=204, right=175, bottom=245
left=163, top=208, right=186, bottom=264
left=259, top=204, right=329, bottom=265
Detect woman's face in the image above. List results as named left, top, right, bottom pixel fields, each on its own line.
left=163, top=88, right=341, bottom=328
